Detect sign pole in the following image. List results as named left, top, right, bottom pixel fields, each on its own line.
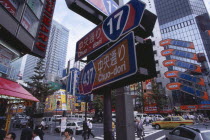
left=103, top=88, right=112, bottom=140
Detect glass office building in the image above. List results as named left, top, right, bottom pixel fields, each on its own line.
left=154, top=0, right=210, bottom=110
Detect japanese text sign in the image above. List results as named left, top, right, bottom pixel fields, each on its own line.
left=75, top=0, right=145, bottom=61
left=85, top=0, right=118, bottom=16
left=79, top=32, right=137, bottom=94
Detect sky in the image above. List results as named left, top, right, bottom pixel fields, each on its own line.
left=53, top=0, right=210, bottom=66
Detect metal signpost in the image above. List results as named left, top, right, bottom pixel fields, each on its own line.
left=70, top=0, right=157, bottom=139
left=75, top=0, right=146, bottom=61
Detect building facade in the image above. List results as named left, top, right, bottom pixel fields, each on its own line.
left=161, top=39, right=208, bottom=108
left=0, top=0, right=56, bottom=78
left=11, top=20, right=69, bottom=83
left=154, top=0, right=210, bottom=111
left=44, top=20, right=69, bottom=81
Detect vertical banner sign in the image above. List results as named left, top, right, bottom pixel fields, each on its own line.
left=85, top=0, right=118, bottom=16
left=33, top=0, right=56, bottom=58
left=79, top=32, right=137, bottom=94
left=75, top=0, right=146, bottom=61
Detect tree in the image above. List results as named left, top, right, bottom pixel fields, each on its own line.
left=148, top=79, right=168, bottom=113
left=135, top=82, right=145, bottom=113
left=26, top=59, right=57, bottom=116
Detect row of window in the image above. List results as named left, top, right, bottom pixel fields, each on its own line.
left=161, top=20, right=195, bottom=34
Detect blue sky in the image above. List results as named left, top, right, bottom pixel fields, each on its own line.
left=53, top=0, right=210, bottom=64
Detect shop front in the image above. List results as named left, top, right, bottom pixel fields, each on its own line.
left=0, top=77, right=39, bottom=132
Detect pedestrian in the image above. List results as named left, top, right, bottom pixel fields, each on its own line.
left=4, top=132, right=16, bottom=140
left=112, top=121, right=116, bottom=140
left=145, top=116, right=150, bottom=126
left=0, top=125, right=6, bottom=140
left=35, top=125, right=44, bottom=140
left=20, top=123, right=33, bottom=140
left=32, top=129, right=41, bottom=140
left=136, top=119, right=144, bottom=140
left=63, top=128, right=75, bottom=140
left=87, top=120, right=95, bottom=139
left=82, top=120, right=88, bottom=139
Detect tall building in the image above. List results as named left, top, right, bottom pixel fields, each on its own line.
left=11, top=20, right=69, bottom=83
left=44, top=20, right=69, bottom=81
left=154, top=0, right=210, bottom=111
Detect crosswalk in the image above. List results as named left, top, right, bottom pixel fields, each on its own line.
left=94, top=129, right=163, bottom=140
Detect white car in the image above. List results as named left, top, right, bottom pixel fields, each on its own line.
left=55, top=121, right=83, bottom=135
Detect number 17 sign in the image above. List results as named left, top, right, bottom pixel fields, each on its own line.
left=75, top=0, right=146, bottom=61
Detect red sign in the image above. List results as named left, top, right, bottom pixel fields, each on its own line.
left=33, top=0, right=56, bottom=58
left=0, top=0, right=18, bottom=16
left=75, top=0, right=146, bottom=61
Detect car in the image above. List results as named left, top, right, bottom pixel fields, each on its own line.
left=134, top=113, right=148, bottom=122
left=55, top=121, right=83, bottom=135
left=166, top=123, right=210, bottom=140
left=152, top=116, right=194, bottom=129
left=149, top=114, right=164, bottom=122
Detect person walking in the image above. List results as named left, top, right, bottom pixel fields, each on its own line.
left=82, top=120, right=88, bottom=139
left=4, top=132, right=16, bottom=140
left=20, top=123, right=33, bottom=140
left=63, top=128, right=75, bottom=140
left=0, top=125, right=6, bottom=140
left=32, top=129, right=41, bottom=140
left=136, top=119, right=144, bottom=140
left=112, top=121, right=116, bottom=140
left=35, top=125, right=44, bottom=140
left=145, top=116, right=150, bottom=126
left=87, top=120, right=95, bottom=139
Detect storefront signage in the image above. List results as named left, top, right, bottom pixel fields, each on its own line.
left=75, top=0, right=145, bottom=61
left=163, top=59, right=201, bottom=73
left=160, top=39, right=194, bottom=49
left=79, top=32, right=137, bottom=94
left=33, top=0, right=56, bottom=58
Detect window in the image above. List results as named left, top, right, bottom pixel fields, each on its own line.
left=21, top=7, right=39, bottom=37
left=172, top=128, right=181, bottom=136
left=27, top=0, right=43, bottom=18
left=172, top=117, right=181, bottom=121
left=180, top=128, right=196, bottom=139
left=164, top=117, right=171, bottom=121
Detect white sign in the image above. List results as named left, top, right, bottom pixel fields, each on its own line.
left=60, top=117, right=67, bottom=132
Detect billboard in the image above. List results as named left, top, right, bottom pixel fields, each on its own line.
left=160, top=39, right=194, bottom=49
left=161, top=49, right=198, bottom=60
left=163, top=59, right=201, bottom=73
left=164, top=71, right=205, bottom=86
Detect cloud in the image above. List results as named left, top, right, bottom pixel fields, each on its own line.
left=53, top=0, right=95, bottom=64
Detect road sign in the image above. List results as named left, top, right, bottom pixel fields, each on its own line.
left=85, top=0, right=118, bottom=16
left=79, top=32, right=137, bottom=94
left=75, top=0, right=146, bottom=61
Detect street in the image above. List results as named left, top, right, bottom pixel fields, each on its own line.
left=10, top=123, right=171, bottom=140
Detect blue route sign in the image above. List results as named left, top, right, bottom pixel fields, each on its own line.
left=75, top=0, right=146, bottom=61
left=85, top=0, right=118, bottom=16
left=79, top=32, right=137, bottom=94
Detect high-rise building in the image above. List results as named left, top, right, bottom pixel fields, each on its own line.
left=11, top=20, right=69, bottom=83
left=154, top=0, right=210, bottom=111
left=44, top=20, right=69, bottom=81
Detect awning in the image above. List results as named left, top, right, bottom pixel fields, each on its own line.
left=0, top=77, right=39, bottom=102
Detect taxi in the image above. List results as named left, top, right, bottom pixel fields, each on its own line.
left=152, top=116, right=194, bottom=129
